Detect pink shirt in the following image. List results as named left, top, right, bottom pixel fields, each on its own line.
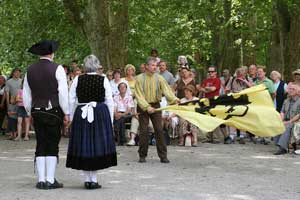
left=17, top=89, right=24, bottom=107
left=113, top=93, right=134, bottom=113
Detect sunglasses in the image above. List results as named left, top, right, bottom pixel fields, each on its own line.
left=208, top=71, right=215, bottom=73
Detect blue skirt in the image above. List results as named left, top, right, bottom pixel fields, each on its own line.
left=66, top=103, right=117, bottom=170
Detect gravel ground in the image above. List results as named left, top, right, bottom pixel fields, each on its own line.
left=0, top=135, right=300, bottom=200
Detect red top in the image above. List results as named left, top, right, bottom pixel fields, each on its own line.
left=201, top=77, right=221, bottom=98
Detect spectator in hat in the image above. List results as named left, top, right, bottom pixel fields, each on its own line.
left=178, top=85, right=200, bottom=146
left=287, top=69, right=300, bottom=91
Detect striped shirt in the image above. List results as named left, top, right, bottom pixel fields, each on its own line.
left=135, top=72, right=178, bottom=111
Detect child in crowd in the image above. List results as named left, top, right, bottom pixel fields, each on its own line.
left=7, top=97, right=17, bottom=140
left=14, top=81, right=30, bottom=141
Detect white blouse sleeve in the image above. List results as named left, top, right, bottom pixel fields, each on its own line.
left=56, top=65, right=70, bottom=115
left=69, top=75, right=78, bottom=121
left=104, top=77, right=114, bottom=124
left=22, top=74, right=32, bottom=114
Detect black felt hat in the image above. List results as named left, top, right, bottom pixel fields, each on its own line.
left=28, top=40, right=59, bottom=56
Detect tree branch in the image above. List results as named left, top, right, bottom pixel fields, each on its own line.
left=62, top=0, right=87, bottom=38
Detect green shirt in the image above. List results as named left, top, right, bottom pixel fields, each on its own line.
left=255, top=77, right=275, bottom=94
left=135, top=72, right=178, bottom=111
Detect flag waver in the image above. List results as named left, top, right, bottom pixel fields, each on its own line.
left=158, top=84, right=285, bottom=137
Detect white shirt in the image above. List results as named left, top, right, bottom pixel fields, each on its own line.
left=23, top=58, right=70, bottom=115
left=69, top=72, right=114, bottom=124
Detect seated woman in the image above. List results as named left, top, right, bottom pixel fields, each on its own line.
left=178, top=85, right=200, bottom=147
left=113, top=82, right=134, bottom=145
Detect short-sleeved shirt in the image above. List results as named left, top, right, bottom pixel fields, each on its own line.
left=281, top=97, right=300, bottom=120
left=226, top=77, right=251, bottom=93
left=255, top=78, right=275, bottom=95
left=201, top=77, right=221, bottom=98
left=5, top=78, right=22, bottom=97
left=160, top=70, right=175, bottom=86
left=5, top=78, right=22, bottom=112
left=113, top=93, right=134, bottom=113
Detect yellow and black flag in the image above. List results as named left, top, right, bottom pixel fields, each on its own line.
left=158, top=84, right=284, bottom=137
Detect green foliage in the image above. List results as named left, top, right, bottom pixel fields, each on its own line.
left=127, top=0, right=274, bottom=73
left=0, top=0, right=89, bottom=74
left=0, top=0, right=295, bottom=76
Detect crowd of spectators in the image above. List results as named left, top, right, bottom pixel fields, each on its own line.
left=1, top=49, right=299, bottom=156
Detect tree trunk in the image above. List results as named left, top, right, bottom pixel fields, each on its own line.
left=268, top=0, right=290, bottom=78
left=285, top=3, right=300, bottom=79
left=63, top=0, right=128, bottom=70
left=243, top=1, right=257, bottom=66
left=218, top=0, right=240, bottom=73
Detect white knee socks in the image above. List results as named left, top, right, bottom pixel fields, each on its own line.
left=90, top=171, right=98, bottom=183
left=46, top=156, right=57, bottom=184
left=82, top=171, right=98, bottom=183
left=83, top=171, right=91, bottom=182
left=36, top=156, right=46, bottom=182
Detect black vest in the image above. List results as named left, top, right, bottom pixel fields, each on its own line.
left=76, top=74, right=105, bottom=103
left=276, top=80, right=286, bottom=112
left=27, top=59, right=59, bottom=108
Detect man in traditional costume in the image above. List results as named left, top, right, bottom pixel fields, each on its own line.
left=23, top=40, right=70, bottom=189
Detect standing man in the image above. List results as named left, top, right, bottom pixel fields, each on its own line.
left=159, top=60, right=175, bottom=86
left=248, top=64, right=257, bottom=82
left=135, top=58, right=179, bottom=163
left=199, top=65, right=222, bottom=143
left=5, top=68, right=22, bottom=140
left=254, top=65, right=275, bottom=145
left=139, top=63, right=146, bottom=74
left=199, top=65, right=221, bottom=98
left=255, top=65, right=275, bottom=99
left=23, top=40, right=70, bottom=189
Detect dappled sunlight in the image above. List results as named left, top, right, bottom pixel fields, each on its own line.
left=138, top=175, right=156, bottom=179
left=140, top=184, right=157, bottom=188
left=251, top=155, right=280, bottom=159
left=271, top=168, right=283, bottom=171
left=230, top=194, right=255, bottom=200
left=108, top=180, right=123, bottom=184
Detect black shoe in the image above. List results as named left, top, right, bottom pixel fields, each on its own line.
left=160, top=158, right=170, bottom=163
left=90, top=182, right=101, bottom=189
left=263, top=140, right=270, bottom=145
left=84, top=182, right=91, bottom=189
left=138, top=157, right=146, bottom=163
left=224, top=137, right=234, bottom=144
left=274, top=148, right=287, bottom=155
left=239, top=138, right=246, bottom=144
left=45, top=179, right=63, bottom=189
left=36, top=181, right=46, bottom=189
